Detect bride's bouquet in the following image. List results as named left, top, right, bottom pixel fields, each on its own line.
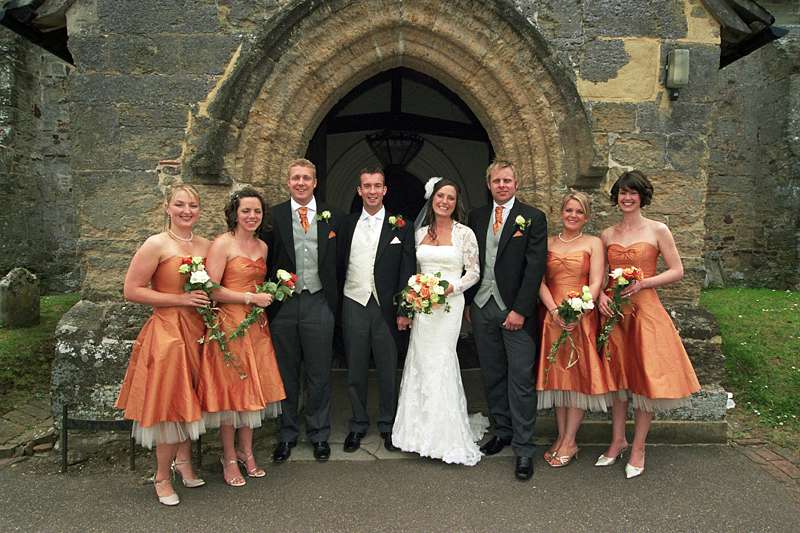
left=230, top=269, right=297, bottom=340
left=396, top=272, right=450, bottom=317
left=596, top=266, right=644, bottom=359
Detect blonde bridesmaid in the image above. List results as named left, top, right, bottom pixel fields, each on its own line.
left=535, top=191, right=611, bottom=468
left=596, top=170, right=700, bottom=478
left=116, top=184, right=210, bottom=506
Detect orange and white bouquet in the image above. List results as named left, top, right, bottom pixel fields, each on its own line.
left=396, top=272, right=450, bottom=317
left=596, top=266, right=644, bottom=358
left=543, top=285, right=594, bottom=383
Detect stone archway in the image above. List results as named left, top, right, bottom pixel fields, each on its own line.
left=179, top=0, right=602, bottom=210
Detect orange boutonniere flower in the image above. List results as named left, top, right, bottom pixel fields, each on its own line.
left=328, top=230, right=336, bottom=239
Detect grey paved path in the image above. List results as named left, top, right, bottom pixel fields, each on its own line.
left=1, top=444, right=799, bottom=532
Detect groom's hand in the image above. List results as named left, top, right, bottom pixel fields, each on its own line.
left=463, top=307, right=471, bottom=323
left=397, top=316, right=412, bottom=331
left=503, top=310, right=525, bottom=331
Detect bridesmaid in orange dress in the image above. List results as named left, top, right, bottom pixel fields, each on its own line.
left=116, top=184, right=210, bottom=506
left=595, top=170, right=700, bottom=479
left=197, top=188, right=285, bottom=487
left=535, top=191, right=611, bottom=468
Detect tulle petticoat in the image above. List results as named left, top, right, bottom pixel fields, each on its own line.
left=131, top=419, right=206, bottom=449
left=203, top=402, right=282, bottom=429
left=606, top=390, right=692, bottom=413
left=537, top=390, right=608, bottom=412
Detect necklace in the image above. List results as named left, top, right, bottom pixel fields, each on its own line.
left=558, top=232, right=583, bottom=243
left=168, top=229, right=194, bottom=242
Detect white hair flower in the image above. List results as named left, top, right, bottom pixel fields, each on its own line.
left=424, top=177, right=443, bottom=200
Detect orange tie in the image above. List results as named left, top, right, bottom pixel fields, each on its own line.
left=493, top=206, right=503, bottom=235
left=298, top=206, right=310, bottom=233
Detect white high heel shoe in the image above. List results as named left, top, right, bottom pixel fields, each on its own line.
left=172, top=459, right=206, bottom=488
left=594, top=446, right=628, bottom=467
left=625, top=462, right=645, bottom=479
left=154, top=478, right=180, bottom=506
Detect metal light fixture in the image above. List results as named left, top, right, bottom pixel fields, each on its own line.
left=366, top=130, right=424, bottom=169
left=665, top=49, right=690, bottom=101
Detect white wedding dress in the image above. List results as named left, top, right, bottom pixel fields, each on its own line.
left=392, top=223, right=489, bottom=466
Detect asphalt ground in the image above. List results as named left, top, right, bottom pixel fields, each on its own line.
left=1, top=443, right=799, bottom=532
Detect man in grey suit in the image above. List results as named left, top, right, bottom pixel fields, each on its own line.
left=337, top=168, right=416, bottom=453
left=466, top=160, right=547, bottom=481
left=265, top=158, right=340, bottom=463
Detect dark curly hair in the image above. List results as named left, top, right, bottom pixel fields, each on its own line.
left=224, top=187, right=268, bottom=233
left=610, top=170, right=654, bottom=208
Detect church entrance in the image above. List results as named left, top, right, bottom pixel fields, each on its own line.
left=308, top=68, right=493, bottom=368
left=305, top=67, right=494, bottom=220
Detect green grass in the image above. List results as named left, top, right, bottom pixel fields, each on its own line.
left=0, top=293, right=80, bottom=406
left=701, top=288, right=800, bottom=443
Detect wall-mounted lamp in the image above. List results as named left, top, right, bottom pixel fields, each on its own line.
left=665, top=49, right=690, bottom=100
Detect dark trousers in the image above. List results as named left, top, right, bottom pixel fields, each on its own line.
left=343, top=296, right=398, bottom=433
left=471, top=298, right=538, bottom=457
left=270, top=290, right=334, bottom=443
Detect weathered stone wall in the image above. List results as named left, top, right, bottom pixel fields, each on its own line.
left=704, top=27, right=800, bottom=290
left=0, top=29, right=78, bottom=292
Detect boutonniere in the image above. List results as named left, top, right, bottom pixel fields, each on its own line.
left=387, top=215, right=407, bottom=230
left=316, top=210, right=332, bottom=223
left=514, top=215, right=531, bottom=232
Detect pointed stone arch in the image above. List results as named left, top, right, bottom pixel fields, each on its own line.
left=181, top=0, right=602, bottom=209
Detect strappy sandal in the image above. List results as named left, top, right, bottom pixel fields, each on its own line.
left=236, top=449, right=266, bottom=478
left=154, top=478, right=180, bottom=506
left=220, top=457, right=246, bottom=487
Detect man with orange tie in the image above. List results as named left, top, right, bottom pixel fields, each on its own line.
left=265, top=158, right=340, bottom=463
left=465, top=160, right=547, bottom=481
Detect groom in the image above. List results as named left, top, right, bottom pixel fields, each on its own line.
left=466, top=160, right=547, bottom=481
left=337, top=168, right=415, bottom=453
left=265, top=158, right=340, bottom=463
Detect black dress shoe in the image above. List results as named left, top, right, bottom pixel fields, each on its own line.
left=480, top=435, right=512, bottom=456
left=515, top=456, right=534, bottom=481
left=313, top=441, right=331, bottom=462
left=343, top=432, right=365, bottom=453
left=272, top=441, right=296, bottom=463
left=381, top=432, right=399, bottom=452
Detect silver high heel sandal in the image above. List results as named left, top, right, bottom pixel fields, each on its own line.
left=625, top=462, right=645, bottom=479
left=594, top=446, right=628, bottom=467
left=172, top=459, right=206, bottom=488
left=154, top=478, right=180, bottom=506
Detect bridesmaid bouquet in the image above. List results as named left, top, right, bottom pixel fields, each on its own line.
left=396, top=272, right=450, bottom=317
left=544, top=286, right=594, bottom=384
left=596, top=266, right=644, bottom=359
left=179, top=257, right=243, bottom=378
left=229, top=269, right=297, bottom=340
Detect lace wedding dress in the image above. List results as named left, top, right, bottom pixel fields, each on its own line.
left=392, top=223, right=489, bottom=465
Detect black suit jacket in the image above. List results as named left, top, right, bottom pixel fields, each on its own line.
left=264, top=200, right=341, bottom=319
left=337, top=212, right=416, bottom=348
left=465, top=199, right=548, bottom=338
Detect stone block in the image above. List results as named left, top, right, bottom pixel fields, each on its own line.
left=96, top=0, right=220, bottom=34
left=0, top=267, right=40, bottom=327
left=590, top=102, right=637, bottom=132
left=667, top=134, right=707, bottom=173
left=71, top=73, right=214, bottom=107
left=585, top=0, right=688, bottom=38
left=580, top=39, right=630, bottom=83
left=51, top=300, right=150, bottom=422
left=610, top=133, right=667, bottom=169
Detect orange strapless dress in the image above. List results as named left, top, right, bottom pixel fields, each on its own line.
left=535, top=251, right=613, bottom=412
left=115, top=256, right=206, bottom=448
left=604, top=242, right=700, bottom=412
left=197, top=256, right=285, bottom=428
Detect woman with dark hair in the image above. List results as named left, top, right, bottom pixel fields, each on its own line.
left=595, top=170, right=700, bottom=478
left=116, top=184, right=209, bottom=506
left=393, top=177, right=488, bottom=465
left=197, top=188, right=285, bottom=487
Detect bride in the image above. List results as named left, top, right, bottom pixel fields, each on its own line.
left=392, top=178, right=488, bottom=466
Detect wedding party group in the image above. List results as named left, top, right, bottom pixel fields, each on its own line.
left=115, top=157, right=700, bottom=506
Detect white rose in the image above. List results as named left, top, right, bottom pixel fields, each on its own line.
left=434, top=285, right=445, bottom=295
left=191, top=256, right=204, bottom=265
left=190, top=270, right=211, bottom=285
left=515, top=215, right=525, bottom=225
left=277, top=269, right=292, bottom=281
left=582, top=300, right=595, bottom=310
left=412, top=284, right=422, bottom=293
left=178, top=264, right=190, bottom=275
left=408, top=275, right=417, bottom=286
left=610, top=268, right=623, bottom=279
left=569, top=297, right=583, bottom=312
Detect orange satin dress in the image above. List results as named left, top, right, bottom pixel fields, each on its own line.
left=603, top=243, right=700, bottom=411
left=115, top=256, right=205, bottom=448
left=197, top=256, right=285, bottom=428
left=535, top=251, right=613, bottom=412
